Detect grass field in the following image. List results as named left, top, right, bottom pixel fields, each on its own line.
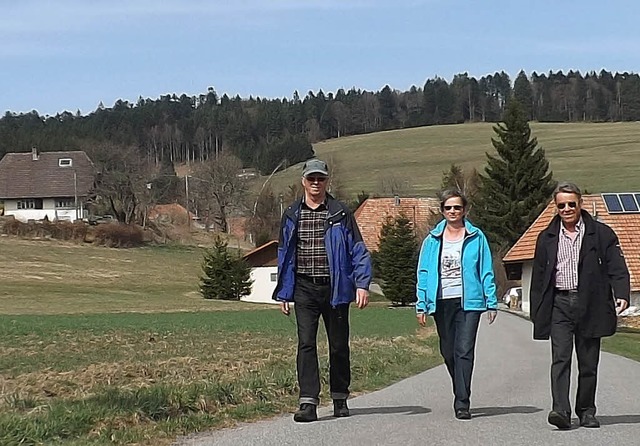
left=0, top=236, right=440, bottom=445
left=266, top=122, right=640, bottom=197
left=0, top=308, right=440, bottom=446
left=0, top=237, right=229, bottom=315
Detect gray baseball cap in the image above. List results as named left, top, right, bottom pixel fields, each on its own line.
left=302, top=159, right=329, bottom=177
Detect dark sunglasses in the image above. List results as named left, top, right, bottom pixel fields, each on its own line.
left=305, top=176, right=327, bottom=183
left=556, top=201, right=577, bottom=210
left=443, top=205, right=464, bottom=211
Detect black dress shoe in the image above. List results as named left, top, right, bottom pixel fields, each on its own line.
left=455, top=409, right=471, bottom=420
left=293, top=404, right=318, bottom=422
left=579, top=414, right=600, bottom=428
left=333, top=399, right=350, bottom=417
left=548, top=410, right=572, bottom=429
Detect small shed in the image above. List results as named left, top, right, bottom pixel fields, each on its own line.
left=241, top=240, right=279, bottom=304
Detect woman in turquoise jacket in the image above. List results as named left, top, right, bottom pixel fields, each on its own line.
left=416, top=189, right=498, bottom=420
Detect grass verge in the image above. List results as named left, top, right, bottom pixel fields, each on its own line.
left=0, top=308, right=440, bottom=445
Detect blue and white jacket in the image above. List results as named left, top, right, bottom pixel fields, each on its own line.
left=272, top=195, right=372, bottom=306
left=416, top=218, right=498, bottom=314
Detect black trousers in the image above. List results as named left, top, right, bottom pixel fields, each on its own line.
left=293, top=275, right=350, bottom=406
left=433, top=298, right=481, bottom=411
left=550, top=291, right=601, bottom=417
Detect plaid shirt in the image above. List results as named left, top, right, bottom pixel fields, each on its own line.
left=555, top=218, right=584, bottom=291
left=296, top=200, right=330, bottom=277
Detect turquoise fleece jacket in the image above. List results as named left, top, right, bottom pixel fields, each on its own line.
left=416, top=218, right=498, bottom=314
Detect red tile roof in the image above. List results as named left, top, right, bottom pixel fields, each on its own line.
left=0, top=150, right=94, bottom=199
left=354, top=197, right=440, bottom=251
left=503, top=195, right=640, bottom=291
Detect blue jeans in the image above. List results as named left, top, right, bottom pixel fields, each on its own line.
left=433, top=298, right=481, bottom=411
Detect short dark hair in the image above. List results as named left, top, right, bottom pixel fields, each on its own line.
left=553, top=182, right=582, bottom=201
left=439, top=189, right=468, bottom=211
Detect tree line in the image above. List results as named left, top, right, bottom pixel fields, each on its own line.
left=2, top=69, right=640, bottom=175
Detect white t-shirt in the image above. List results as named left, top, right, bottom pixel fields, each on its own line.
left=440, top=236, right=463, bottom=299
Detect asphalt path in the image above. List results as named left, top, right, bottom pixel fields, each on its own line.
left=175, top=311, right=640, bottom=446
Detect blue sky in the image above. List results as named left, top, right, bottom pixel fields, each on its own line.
left=2, top=0, right=639, bottom=116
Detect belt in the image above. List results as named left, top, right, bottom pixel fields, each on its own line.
left=555, top=288, right=578, bottom=295
left=298, top=274, right=330, bottom=285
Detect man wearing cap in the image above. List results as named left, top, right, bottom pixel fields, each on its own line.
left=273, top=158, right=372, bottom=423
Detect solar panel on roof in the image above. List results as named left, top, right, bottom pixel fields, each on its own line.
left=602, top=193, right=623, bottom=213
left=635, top=194, right=640, bottom=208
left=619, top=193, right=639, bottom=212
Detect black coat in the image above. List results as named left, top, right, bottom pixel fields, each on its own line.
left=530, top=210, right=630, bottom=340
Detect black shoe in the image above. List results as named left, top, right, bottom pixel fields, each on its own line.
left=548, top=410, right=572, bottom=429
left=293, top=404, right=317, bottom=422
left=579, top=414, right=600, bottom=428
left=455, top=409, right=471, bottom=420
left=333, top=399, right=350, bottom=417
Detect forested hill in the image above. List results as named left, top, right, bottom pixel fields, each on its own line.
left=2, top=69, right=640, bottom=173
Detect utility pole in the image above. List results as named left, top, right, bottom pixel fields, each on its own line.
left=73, top=170, right=78, bottom=221
left=185, top=174, right=190, bottom=229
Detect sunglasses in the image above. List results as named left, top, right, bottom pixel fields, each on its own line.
left=305, top=176, right=327, bottom=183
left=556, top=201, right=577, bottom=210
left=443, top=205, right=464, bottom=211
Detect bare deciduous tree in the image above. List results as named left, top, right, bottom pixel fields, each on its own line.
left=84, top=142, right=153, bottom=225
left=191, top=153, right=246, bottom=233
left=377, top=174, right=412, bottom=196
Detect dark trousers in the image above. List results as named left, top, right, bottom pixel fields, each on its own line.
left=433, top=298, right=481, bottom=411
left=293, top=275, right=350, bottom=406
left=550, top=291, right=601, bottom=417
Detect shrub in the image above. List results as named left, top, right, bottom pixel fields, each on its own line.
left=2, top=219, right=87, bottom=241
left=200, top=236, right=253, bottom=300
left=93, top=223, right=145, bottom=248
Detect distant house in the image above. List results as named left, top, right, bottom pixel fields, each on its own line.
left=354, top=196, right=441, bottom=251
left=503, top=194, right=640, bottom=314
left=241, top=240, right=279, bottom=304
left=0, top=148, right=95, bottom=222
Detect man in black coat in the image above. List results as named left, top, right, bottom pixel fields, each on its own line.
left=530, top=182, right=630, bottom=430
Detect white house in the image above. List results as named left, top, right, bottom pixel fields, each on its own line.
left=0, top=148, right=95, bottom=222
left=503, top=194, right=640, bottom=315
left=241, top=240, right=279, bottom=305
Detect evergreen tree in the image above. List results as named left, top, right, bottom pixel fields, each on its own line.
left=475, top=99, right=556, bottom=251
left=200, top=236, right=253, bottom=300
left=513, top=70, right=533, bottom=120
left=375, top=214, right=419, bottom=306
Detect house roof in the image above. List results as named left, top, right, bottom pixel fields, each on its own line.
left=243, top=240, right=278, bottom=267
left=0, top=150, right=95, bottom=199
left=503, top=195, right=640, bottom=291
left=354, top=197, right=440, bottom=251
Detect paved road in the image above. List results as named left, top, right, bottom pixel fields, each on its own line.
left=175, top=312, right=640, bottom=446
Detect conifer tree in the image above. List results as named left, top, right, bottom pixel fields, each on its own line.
left=200, top=236, right=253, bottom=300
left=475, top=99, right=556, bottom=251
left=375, top=214, right=419, bottom=306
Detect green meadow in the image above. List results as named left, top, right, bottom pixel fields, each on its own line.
left=0, top=237, right=441, bottom=445
left=268, top=122, right=640, bottom=197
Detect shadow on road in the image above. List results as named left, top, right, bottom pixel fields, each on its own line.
left=599, top=414, right=640, bottom=425
left=318, top=406, right=431, bottom=421
left=471, top=406, right=543, bottom=418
